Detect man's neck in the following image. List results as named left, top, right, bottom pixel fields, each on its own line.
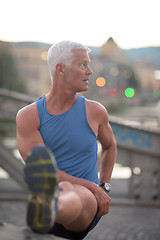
left=45, top=85, right=77, bottom=115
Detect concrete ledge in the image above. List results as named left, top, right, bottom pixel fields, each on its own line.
left=0, top=193, right=28, bottom=201
left=111, top=198, right=160, bottom=208
left=0, top=222, right=65, bottom=240
left=1, top=193, right=160, bottom=208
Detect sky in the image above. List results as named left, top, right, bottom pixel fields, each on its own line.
left=1, top=0, right=160, bottom=49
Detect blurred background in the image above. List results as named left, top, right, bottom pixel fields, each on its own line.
left=0, top=0, right=160, bottom=239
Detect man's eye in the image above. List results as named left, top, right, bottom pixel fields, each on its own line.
left=80, top=63, right=86, bottom=68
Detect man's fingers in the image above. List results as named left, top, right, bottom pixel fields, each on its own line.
left=94, top=186, right=111, bottom=217
left=97, top=195, right=111, bottom=217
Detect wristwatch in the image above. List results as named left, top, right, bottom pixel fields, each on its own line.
left=99, top=182, right=111, bottom=193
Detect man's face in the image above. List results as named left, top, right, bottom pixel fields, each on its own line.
left=63, top=49, right=93, bottom=92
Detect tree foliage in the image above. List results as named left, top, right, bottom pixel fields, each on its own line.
left=126, top=67, right=140, bottom=89
left=0, top=48, right=26, bottom=92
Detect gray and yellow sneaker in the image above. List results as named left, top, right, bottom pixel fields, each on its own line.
left=24, top=145, right=58, bottom=234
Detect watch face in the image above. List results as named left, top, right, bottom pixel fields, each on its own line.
left=104, top=183, right=111, bottom=192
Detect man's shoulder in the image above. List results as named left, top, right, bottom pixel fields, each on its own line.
left=17, top=102, right=37, bottom=115
left=16, top=102, right=38, bottom=123
left=85, top=98, right=107, bottom=113
left=85, top=98, right=109, bottom=123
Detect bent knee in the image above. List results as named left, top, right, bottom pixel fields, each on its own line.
left=58, top=181, right=74, bottom=191
left=64, top=187, right=98, bottom=232
left=73, top=185, right=98, bottom=213
left=59, top=182, right=98, bottom=214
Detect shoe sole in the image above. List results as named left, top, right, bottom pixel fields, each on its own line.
left=24, top=145, right=58, bottom=233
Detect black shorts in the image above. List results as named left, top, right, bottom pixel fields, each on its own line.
left=49, top=215, right=101, bottom=240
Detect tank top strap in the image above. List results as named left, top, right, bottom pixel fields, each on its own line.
left=36, top=95, right=45, bottom=127
left=76, top=93, right=85, bottom=110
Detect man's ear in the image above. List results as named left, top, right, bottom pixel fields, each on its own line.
left=56, top=63, right=64, bottom=75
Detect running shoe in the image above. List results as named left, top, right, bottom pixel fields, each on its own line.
left=24, top=145, right=58, bottom=234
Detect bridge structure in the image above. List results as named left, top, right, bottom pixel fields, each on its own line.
left=0, top=88, right=160, bottom=203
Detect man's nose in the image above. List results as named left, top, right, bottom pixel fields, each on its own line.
left=87, top=66, right=93, bottom=75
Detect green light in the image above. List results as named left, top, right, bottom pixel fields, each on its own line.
left=125, top=88, right=135, bottom=98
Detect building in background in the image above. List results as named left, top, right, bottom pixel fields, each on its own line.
left=0, top=41, right=51, bottom=96
left=0, top=38, right=159, bottom=104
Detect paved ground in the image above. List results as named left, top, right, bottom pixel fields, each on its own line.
left=0, top=199, right=160, bottom=240
left=85, top=203, right=160, bottom=240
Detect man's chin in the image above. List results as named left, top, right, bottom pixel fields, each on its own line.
left=80, top=88, right=88, bottom=93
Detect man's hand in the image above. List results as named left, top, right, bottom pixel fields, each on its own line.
left=58, top=170, right=111, bottom=216
left=93, top=185, right=111, bottom=217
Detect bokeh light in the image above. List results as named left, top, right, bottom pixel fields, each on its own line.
left=133, top=167, right=141, bottom=175
left=96, top=77, right=106, bottom=87
left=125, top=88, right=135, bottom=98
left=41, top=51, right=48, bottom=61
left=154, top=70, right=160, bottom=80
left=108, top=88, right=118, bottom=97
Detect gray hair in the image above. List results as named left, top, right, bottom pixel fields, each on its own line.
left=47, top=41, right=91, bottom=81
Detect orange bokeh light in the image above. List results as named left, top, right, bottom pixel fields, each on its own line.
left=96, top=77, right=106, bottom=87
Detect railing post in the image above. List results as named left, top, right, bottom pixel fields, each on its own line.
left=110, top=116, right=160, bottom=202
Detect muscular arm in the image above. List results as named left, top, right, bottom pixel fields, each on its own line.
left=96, top=105, right=117, bottom=216
left=86, top=100, right=117, bottom=216
left=58, top=169, right=100, bottom=194
left=16, top=103, right=44, bottom=160
left=86, top=99, right=117, bottom=181
left=97, top=107, right=117, bottom=184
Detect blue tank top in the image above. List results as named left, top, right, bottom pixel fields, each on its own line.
left=36, top=94, right=98, bottom=184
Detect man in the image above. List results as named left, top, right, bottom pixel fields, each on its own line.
left=16, top=41, right=117, bottom=239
